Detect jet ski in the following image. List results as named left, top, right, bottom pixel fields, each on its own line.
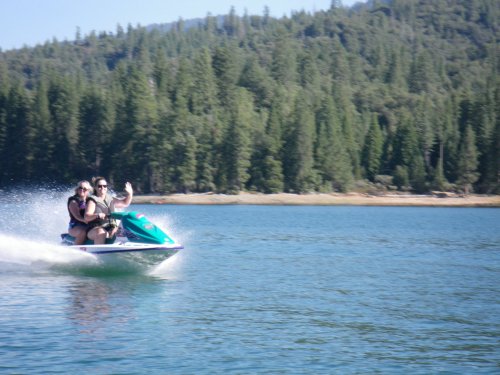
left=61, top=211, right=183, bottom=265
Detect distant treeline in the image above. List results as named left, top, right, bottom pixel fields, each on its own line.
left=0, top=0, right=498, bottom=194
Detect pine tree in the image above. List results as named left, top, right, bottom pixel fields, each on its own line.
left=392, top=110, right=427, bottom=192
left=408, top=50, right=431, bottom=94
left=111, top=63, right=158, bottom=192
left=212, top=44, right=239, bottom=106
left=174, top=131, right=198, bottom=193
left=315, top=96, right=353, bottom=191
left=362, top=113, right=383, bottom=181
left=258, top=94, right=286, bottom=193
left=431, top=97, right=453, bottom=190
left=78, top=86, right=111, bottom=177
left=271, top=31, right=297, bottom=86
left=283, top=95, right=317, bottom=193
left=189, top=48, right=220, bottom=192
left=385, top=48, right=406, bottom=88
left=31, top=79, right=54, bottom=181
left=415, top=95, right=435, bottom=170
left=191, top=48, right=218, bottom=116
left=222, top=88, right=254, bottom=193
left=491, top=113, right=500, bottom=193
left=223, top=6, right=242, bottom=37
left=456, top=125, right=479, bottom=194
left=2, top=85, right=35, bottom=182
left=152, top=47, right=173, bottom=99
left=239, top=55, right=274, bottom=109
left=195, top=113, right=219, bottom=192
left=47, top=75, right=79, bottom=182
left=393, top=165, right=410, bottom=190
left=261, top=155, right=284, bottom=193
left=411, top=153, right=427, bottom=193
left=167, top=57, right=199, bottom=193
left=475, top=82, right=498, bottom=192
left=0, top=62, right=10, bottom=180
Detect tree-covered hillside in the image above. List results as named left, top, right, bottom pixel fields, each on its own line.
left=0, top=0, right=498, bottom=194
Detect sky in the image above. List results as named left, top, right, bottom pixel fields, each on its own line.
left=0, top=0, right=362, bottom=51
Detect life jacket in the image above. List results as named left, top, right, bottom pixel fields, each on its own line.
left=67, top=195, right=86, bottom=224
left=87, top=193, right=117, bottom=228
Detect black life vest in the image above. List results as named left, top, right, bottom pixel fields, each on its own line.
left=67, top=195, right=86, bottom=224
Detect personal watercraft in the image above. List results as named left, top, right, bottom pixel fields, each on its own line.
left=61, top=211, right=183, bottom=265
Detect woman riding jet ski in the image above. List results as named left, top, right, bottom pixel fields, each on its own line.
left=85, top=177, right=133, bottom=244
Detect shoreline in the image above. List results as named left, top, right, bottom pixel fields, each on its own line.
left=132, top=192, right=500, bottom=207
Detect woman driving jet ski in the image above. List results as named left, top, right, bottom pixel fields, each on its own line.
left=85, top=176, right=133, bottom=245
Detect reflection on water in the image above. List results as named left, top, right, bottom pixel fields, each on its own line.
left=65, top=275, right=173, bottom=337
left=67, top=281, right=114, bottom=334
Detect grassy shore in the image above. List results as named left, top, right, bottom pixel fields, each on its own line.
left=132, top=192, right=500, bottom=207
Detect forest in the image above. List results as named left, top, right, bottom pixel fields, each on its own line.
left=0, top=0, right=498, bottom=194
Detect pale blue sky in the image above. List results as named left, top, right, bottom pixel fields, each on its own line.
left=0, top=0, right=363, bottom=50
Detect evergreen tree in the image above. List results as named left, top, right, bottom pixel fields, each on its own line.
left=258, top=94, right=286, bottom=193
left=212, top=44, right=239, bottom=106
left=491, top=82, right=500, bottom=193
left=47, top=75, right=79, bottom=182
left=223, top=7, right=242, bottom=38
left=31, top=79, right=54, bottom=181
left=442, top=95, right=461, bottom=184
left=190, top=48, right=220, bottom=192
left=330, top=35, right=350, bottom=84
left=271, top=31, right=297, bottom=86
left=475, top=82, right=498, bottom=192
left=195, top=113, right=219, bottom=192
left=385, top=48, right=406, bottom=88
left=260, top=155, right=284, bottom=193
left=491, top=113, right=500, bottom=194
left=168, top=57, right=198, bottom=193
left=222, top=89, right=254, bottom=193
left=152, top=47, right=173, bottom=99
left=456, top=125, right=479, bottom=194
left=414, top=95, right=435, bottom=170
left=191, top=48, right=218, bottom=116
left=0, top=62, right=10, bottom=178
left=334, top=84, right=361, bottom=179
left=315, top=96, right=353, bottom=191
left=111, top=63, right=158, bottom=192
left=392, top=110, right=427, bottom=192
left=362, top=113, right=383, bottom=181
left=283, top=95, right=317, bottom=193
left=2, top=85, right=34, bottom=182
left=239, top=55, right=274, bottom=109
left=78, top=86, right=111, bottom=177
left=409, top=50, right=431, bottom=94
left=410, top=153, right=427, bottom=193
left=393, top=165, right=410, bottom=190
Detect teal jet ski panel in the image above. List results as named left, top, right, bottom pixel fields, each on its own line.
left=111, top=211, right=175, bottom=245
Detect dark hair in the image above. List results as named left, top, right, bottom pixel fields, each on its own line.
left=92, top=176, right=106, bottom=187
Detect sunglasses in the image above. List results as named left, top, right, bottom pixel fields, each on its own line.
left=97, top=184, right=108, bottom=188
left=78, top=187, right=89, bottom=191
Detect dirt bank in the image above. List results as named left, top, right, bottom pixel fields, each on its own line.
left=132, top=192, right=500, bottom=207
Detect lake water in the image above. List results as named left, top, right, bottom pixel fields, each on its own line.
left=0, top=198, right=499, bottom=374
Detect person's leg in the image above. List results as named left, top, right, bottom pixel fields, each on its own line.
left=87, top=227, right=107, bottom=245
left=108, top=226, right=118, bottom=239
left=69, top=226, right=87, bottom=245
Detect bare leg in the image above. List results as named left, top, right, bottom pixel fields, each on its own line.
left=69, top=226, right=87, bottom=245
left=87, top=227, right=107, bottom=245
